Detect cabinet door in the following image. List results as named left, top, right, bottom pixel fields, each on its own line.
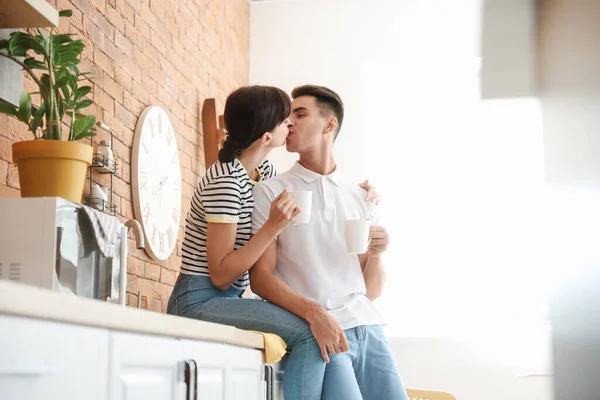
left=229, top=345, right=263, bottom=400
left=0, top=315, right=109, bottom=400
left=110, top=331, right=184, bottom=400
left=182, top=340, right=263, bottom=400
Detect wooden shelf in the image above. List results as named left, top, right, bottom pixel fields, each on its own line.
left=0, top=0, right=59, bottom=29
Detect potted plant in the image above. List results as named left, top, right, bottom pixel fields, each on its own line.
left=0, top=10, right=96, bottom=203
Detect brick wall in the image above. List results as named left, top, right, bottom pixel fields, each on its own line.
left=0, top=0, right=250, bottom=312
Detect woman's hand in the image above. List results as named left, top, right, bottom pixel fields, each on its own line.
left=265, top=190, right=301, bottom=233
left=358, top=179, right=380, bottom=205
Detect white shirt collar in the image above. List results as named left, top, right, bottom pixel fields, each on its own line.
left=290, top=161, right=344, bottom=186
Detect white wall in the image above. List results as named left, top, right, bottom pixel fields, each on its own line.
left=250, top=0, right=480, bottom=181
left=250, top=1, right=556, bottom=399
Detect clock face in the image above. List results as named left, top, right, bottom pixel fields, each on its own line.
left=132, top=106, right=182, bottom=261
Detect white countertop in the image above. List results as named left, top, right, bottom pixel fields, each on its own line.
left=0, top=280, right=264, bottom=350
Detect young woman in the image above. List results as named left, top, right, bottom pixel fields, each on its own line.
left=167, top=85, right=377, bottom=399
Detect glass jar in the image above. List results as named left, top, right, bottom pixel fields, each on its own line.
left=97, top=140, right=113, bottom=166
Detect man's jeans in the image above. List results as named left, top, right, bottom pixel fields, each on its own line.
left=322, top=325, right=409, bottom=400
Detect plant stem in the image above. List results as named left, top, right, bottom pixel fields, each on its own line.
left=45, top=28, right=61, bottom=140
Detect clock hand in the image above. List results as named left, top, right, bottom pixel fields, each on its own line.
left=152, top=176, right=169, bottom=195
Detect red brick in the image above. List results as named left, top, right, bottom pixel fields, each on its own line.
left=128, top=256, right=144, bottom=277
left=103, top=39, right=125, bottom=62
left=92, top=12, right=115, bottom=41
left=145, top=262, right=160, bottom=281
left=121, top=58, right=143, bottom=84
left=0, top=160, right=8, bottom=185
left=116, top=0, right=135, bottom=23
left=103, top=75, right=124, bottom=104
left=115, top=30, right=133, bottom=55
left=167, top=255, right=181, bottom=272
left=121, top=160, right=132, bottom=183
left=147, top=297, right=162, bottom=312
left=6, top=162, right=19, bottom=189
left=149, top=0, right=165, bottom=22
left=132, top=46, right=153, bottom=71
left=131, top=80, right=151, bottom=105
left=139, top=6, right=158, bottom=30
left=124, top=91, right=145, bottom=116
left=142, top=74, right=158, bottom=97
left=93, top=49, right=115, bottom=77
left=4, top=115, right=30, bottom=142
left=94, top=88, right=114, bottom=116
left=114, top=66, right=133, bottom=91
left=106, top=5, right=126, bottom=34
left=0, top=135, right=13, bottom=162
left=126, top=293, right=137, bottom=307
left=150, top=30, right=167, bottom=57
left=160, top=268, right=177, bottom=286
left=126, top=273, right=137, bottom=293
left=116, top=103, right=137, bottom=131
left=71, top=0, right=95, bottom=16
left=0, top=184, right=20, bottom=198
left=112, top=137, right=131, bottom=164
left=125, top=22, right=143, bottom=50
left=113, top=176, right=131, bottom=201
left=90, top=0, right=107, bottom=13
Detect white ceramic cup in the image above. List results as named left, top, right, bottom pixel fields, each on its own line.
left=289, top=191, right=312, bottom=225
left=344, top=219, right=371, bottom=254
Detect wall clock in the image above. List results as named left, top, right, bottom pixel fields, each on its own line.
left=132, top=106, right=182, bottom=261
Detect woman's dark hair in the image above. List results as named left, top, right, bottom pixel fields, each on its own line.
left=218, top=86, right=291, bottom=163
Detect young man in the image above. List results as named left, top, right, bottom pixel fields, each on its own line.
left=250, top=85, right=408, bottom=399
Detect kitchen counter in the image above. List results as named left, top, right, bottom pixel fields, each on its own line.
left=0, top=280, right=264, bottom=350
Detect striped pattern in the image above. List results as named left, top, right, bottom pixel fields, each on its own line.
left=181, top=158, right=276, bottom=289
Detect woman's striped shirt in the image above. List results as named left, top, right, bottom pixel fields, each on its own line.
left=180, top=158, right=277, bottom=289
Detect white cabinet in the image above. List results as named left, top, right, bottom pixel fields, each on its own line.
left=0, top=315, right=109, bottom=400
left=182, top=340, right=263, bottom=400
left=0, top=314, right=266, bottom=400
left=109, top=332, right=185, bottom=400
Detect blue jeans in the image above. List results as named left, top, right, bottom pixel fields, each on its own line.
left=322, top=325, right=409, bottom=400
left=167, top=274, right=326, bottom=399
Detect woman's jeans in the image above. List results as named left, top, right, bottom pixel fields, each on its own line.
left=167, top=274, right=326, bottom=399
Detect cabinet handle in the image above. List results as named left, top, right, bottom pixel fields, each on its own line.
left=179, top=360, right=197, bottom=400
left=0, top=367, right=57, bottom=376
left=264, top=365, right=274, bottom=400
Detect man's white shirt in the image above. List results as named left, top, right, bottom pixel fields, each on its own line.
left=251, top=162, right=385, bottom=330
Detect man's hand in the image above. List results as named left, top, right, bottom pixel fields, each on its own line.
left=367, top=225, right=389, bottom=256
left=305, top=305, right=349, bottom=363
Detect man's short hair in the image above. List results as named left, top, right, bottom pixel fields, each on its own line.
left=291, top=85, right=344, bottom=139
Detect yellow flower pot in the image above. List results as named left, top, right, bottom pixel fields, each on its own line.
left=12, top=140, right=93, bottom=203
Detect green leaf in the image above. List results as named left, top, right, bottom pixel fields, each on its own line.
left=23, top=57, right=48, bottom=70
left=37, top=29, right=50, bottom=55
left=54, top=51, right=79, bottom=66
left=52, top=34, right=74, bottom=47
left=17, top=92, right=32, bottom=124
left=74, top=86, right=92, bottom=101
left=75, top=99, right=93, bottom=111
left=73, top=129, right=96, bottom=141
left=11, top=46, right=27, bottom=57
left=73, top=115, right=96, bottom=136
left=69, top=63, right=79, bottom=75
left=58, top=40, right=84, bottom=54
left=59, top=9, right=73, bottom=17
left=0, top=101, right=18, bottom=116
left=30, top=101, right=46, bottom=134
left=0, top=39, right=8, bottom=50
left=8, top=32, right=22, bottom=54
left=20, top=36, right=46, bottom=56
